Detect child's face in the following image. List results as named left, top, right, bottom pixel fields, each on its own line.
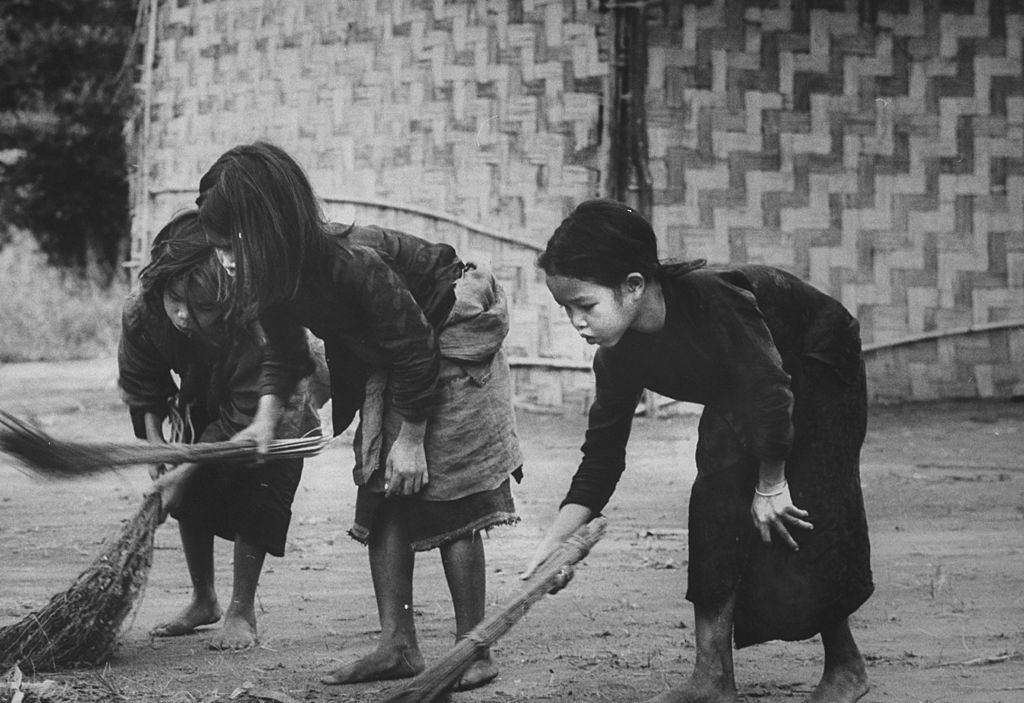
left=546, top=274, right=641, bottom=348
left=162, top=279, right=222, bottom=336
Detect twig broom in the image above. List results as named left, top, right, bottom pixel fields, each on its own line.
left=0, top=493, right=161, bottom=672
left=381, top=517, right=608, bottom=703
left=0, top=410, right=332, bottom=672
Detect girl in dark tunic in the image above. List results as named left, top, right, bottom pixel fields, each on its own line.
left=523, top=199, right=873, bottom=703
left=195, top=142, right=522, bottom=690
left=118, top=211, right=322, bottom=650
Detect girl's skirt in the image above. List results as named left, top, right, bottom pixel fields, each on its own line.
left=686, top=358, right=874, bottom=647
left=169, top=422, right=303, bottom=558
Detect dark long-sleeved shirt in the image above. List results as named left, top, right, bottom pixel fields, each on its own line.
left=118, top=291, right=211, bottom=438
left=563, top=264, right=861, bottom=514
left=118, top=290, right=319, bottom=440
left=259, top=224, right=463, bottom=434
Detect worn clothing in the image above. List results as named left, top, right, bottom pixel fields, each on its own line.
left=354, top=267, right=523, bottom=500
left=171, top=423, right=303, bottom=557
left=117, top=291, right=322, bottom=555
left=563, top=264, right=872, bottom=646
left=117, top=290, right=212, bottom=440
left=256, top=225, right=522, bottom=549
left=118, top=291, right=322, bottom=439
left=350, top=478, right=518, bottom=551
left=259, top=224, right=464, bottom=434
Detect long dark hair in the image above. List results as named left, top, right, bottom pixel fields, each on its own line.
left=196, top=141, right=330, bottom=322
left=538, top=199, right=705, bottom=286
left=139, top=209, right=232, bottom=340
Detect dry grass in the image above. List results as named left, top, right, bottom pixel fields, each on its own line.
left=0, top=231, right=127, bottom=363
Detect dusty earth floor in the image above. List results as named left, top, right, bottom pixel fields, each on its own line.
left=0, top=358, right=1022, bottom=703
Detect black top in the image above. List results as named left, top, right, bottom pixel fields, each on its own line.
left=118, top=291, right=318, bottom=440
left=563, top=264, right=861, bottom=514
left=259, top=224, right=463, bottom=434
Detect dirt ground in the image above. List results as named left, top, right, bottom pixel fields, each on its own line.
left=1, top=358, right=1022, bottom=703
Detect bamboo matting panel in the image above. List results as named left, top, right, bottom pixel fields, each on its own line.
left=143, top=0, right=609, bottom=248
left=132, top=0, right=1024, bottom=401
left=642, top=0, right=1024, bottom=399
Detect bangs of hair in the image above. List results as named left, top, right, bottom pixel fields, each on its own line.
left=139, top=210, right=210, bottom=302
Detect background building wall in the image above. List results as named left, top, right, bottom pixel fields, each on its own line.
left=131, top=0, right=1024, bottom=404
left=642, top=0, right=1024, bottom=399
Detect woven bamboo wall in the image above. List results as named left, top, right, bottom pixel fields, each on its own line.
left=135, top=0, right=606, bottom=248
left=133, top=0, right=606, bottom=380
left=642, top=0, right=1024, bottom=399
left=131, top=0, right=1024, bottom=403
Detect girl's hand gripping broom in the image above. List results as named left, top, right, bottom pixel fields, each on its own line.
left=0, top=409, right=330, bottom=480
left=381, top=517, right=607, bottom=703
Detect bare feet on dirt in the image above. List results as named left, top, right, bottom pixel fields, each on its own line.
left=807, top=664, right=869, bottom=702
left=645, top=680, right=741, bottom=703
left=208, top=610, right=258, bottom=651
left=149, top=601, right=222, bottom=637
left=319, top=645, right=425, bottom=684
left=452, top=654, right=499, bottom=691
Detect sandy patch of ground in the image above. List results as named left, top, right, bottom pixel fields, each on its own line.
left=1, top=359, right=1022, bottom=702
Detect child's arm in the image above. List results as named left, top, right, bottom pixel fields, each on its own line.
left=145, top=461, right=199, bottom=521
left=520, top=503, right=594, bottom=582
left=231, top=393, right=284, bottom=454
left=142, top=411, right=166, bottom=443
left=141, top=411, right=171, bottom=479
left=750, top=457, right=812, bottom=550
left=118, top=292, right=179, bottom=439
left=384, top=417, right=428, bottom=496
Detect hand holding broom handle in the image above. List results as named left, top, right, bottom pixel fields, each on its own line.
left=381, top=517, right=608, bottom=703
left=0, top=409, right=331, bottom=480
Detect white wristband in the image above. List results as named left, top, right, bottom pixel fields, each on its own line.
left=755, top=480, right=787, bottom=498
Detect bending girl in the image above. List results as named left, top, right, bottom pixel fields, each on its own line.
left=523, top=199, right=872, bottom=703
left=196, top=142, right=522, bottom=690
left=118, top=210, right=322, bottom=650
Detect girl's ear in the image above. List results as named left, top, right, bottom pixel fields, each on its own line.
left=624, top=272, right=646, bottom=294
left=215, top=247, right=237, bottom=277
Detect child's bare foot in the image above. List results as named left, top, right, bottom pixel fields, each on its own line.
left=807, top=663, right=869, bottom=702
left=150, top=601, right=222, bottom=637
left=645, top=679, right=740, bottom=703
left=208, top=610, right=258, bottom=650
left=452, top=655, right=498, bottom=691
left=320, top=645, right=424, bottom=684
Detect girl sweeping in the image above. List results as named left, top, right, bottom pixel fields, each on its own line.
left=523, top=199, right=873, bottom=703
left=195, top=142, right=522, bottom=690
left=118, top=210, right=324, bottom=650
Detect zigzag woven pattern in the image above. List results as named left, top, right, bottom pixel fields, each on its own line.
left=645, top=0, right=1024, bottom=398
left=143, top=0, right=607, bottom=246
left=131, top=0, right=1024, bottom=400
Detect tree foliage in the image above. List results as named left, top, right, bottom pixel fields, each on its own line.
left=0, top=0, right=139, bottom=283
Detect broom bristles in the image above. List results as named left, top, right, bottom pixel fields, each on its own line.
left=0, top=409, right=331, bottom=480
left=0, top=493, right=162, bottom=672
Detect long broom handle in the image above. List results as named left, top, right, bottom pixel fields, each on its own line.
left=381, top=517, right=608, bottom=703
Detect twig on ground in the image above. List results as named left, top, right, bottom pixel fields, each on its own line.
left=930, top=651, right=1022, bottom=668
